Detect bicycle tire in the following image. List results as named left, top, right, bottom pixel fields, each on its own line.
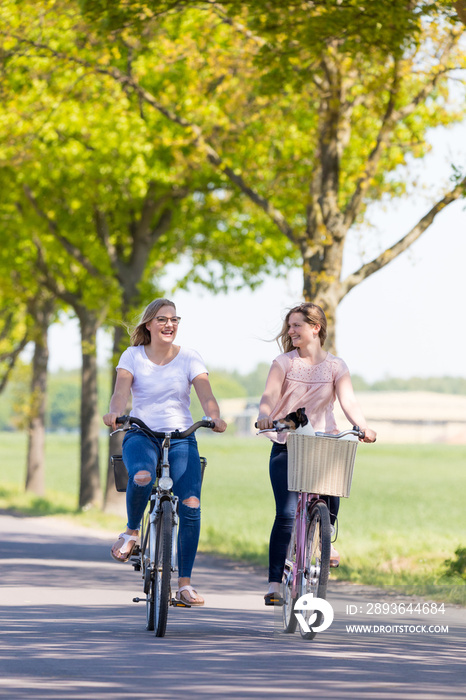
left=142, top=509, right=154, bottom=631
left=300, top=500, right=331, bottom=640
left=153, top=498, right=173, bottom=637
left=282, top=516, right=299, bottom=634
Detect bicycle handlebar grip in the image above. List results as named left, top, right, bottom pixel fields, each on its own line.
left=116, top=415, right=129, bottom=424
left=254, top=421, right=272, bottom=429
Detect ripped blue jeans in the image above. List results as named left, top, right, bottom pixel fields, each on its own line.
left=122, top=429, right=202, bottom=579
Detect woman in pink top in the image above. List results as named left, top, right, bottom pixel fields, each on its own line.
left=256, top=302, right=376, bottom=606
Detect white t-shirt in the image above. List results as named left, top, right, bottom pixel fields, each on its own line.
left=116, top=345, right=208, bottom=432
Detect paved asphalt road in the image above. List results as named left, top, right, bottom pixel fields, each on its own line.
left=0, top=513, right=465, bottom=700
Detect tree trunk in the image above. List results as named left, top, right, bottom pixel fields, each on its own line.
left=455, top=1, right=466, bottom=26
left=25, top=298, right=54, bottom=495
left=301, top=232, right=345, bottom=355
left=302, top=267, right=340, bottom=355
left=78, top=311, right=102, bottom=509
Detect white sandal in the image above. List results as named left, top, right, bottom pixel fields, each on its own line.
left=175, top=585, right=205, bottom=606
left=111, top=533, right=138, bottom=563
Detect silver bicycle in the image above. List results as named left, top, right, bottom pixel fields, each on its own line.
left=111, top=415, right=214, bottom=637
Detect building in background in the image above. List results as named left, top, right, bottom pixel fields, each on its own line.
left=219, top=393, right=466, bottom=444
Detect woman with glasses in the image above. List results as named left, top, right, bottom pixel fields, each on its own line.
left=103, top=298, right=227, bottom=606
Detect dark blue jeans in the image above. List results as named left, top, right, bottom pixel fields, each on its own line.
left=268, top=442, right=340, bottom=583
left=122, top=429, right=202, bottom=579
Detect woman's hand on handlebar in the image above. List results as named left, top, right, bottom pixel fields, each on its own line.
left=103, top=412, right=120, bottom=432
left=361, top=427, right=377, bottom=443
left=211, top=417, right=227, bottom=433
left=256, top=415, right=274, bottom=431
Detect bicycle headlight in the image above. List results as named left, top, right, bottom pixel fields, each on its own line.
left=158, top=476, right=173, bottom=491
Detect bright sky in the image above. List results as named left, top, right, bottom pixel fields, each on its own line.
left=47, top=124, right=466, bottom=383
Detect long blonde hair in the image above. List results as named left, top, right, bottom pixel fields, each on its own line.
left=276, top=302, right=327, bottom=353
left=130, top=299, right=176, bottom=346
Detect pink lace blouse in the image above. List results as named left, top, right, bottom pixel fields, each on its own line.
left=267, top=350, right=350, bottom=443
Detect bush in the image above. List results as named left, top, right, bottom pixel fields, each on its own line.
left=443, top=546, right=466, bottom=581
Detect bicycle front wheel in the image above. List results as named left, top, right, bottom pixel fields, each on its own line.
left=300, top=501, right=331, bottom=640
left=140, top=509, right=155, bottom=631
left=282, top=516, right=299, bottom=634
left=148, top=499, right=173, bottom=637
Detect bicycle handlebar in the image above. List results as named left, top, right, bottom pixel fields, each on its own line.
left=254, top=422, right=365, bottom=440
left=316, top=427, right=365, bottom=440
left=115, top=415, right=216, bottom=438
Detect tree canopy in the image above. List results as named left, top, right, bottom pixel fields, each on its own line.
left=19, top=0, right=464, bottom=348
left=3, top=2, right=464, bottom=336
left=1, top=0, right=465, bottom=505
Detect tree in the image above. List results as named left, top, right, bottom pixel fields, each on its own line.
left=75, top=1, right=466, bottom=349
left=0, top=0, right=293, bottom=508
left=3, top=0, right=465, bottom=510
left=0, top=170, right=61, bottom=496
left=23, top=295, right=56, bottom=496
left=15, top=185, right=111, bottom=507
left=0, top=273, right=57, bottom=499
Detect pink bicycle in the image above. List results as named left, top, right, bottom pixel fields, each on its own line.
left=251, top=419, right=364, bottom=640
left=282, top=426, right=364, bottom=639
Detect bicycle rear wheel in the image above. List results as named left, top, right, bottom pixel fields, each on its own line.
left=151, top=498, right=173, bottom=637
left=299, top=501, right=331, bottom=640
left=282, top=516, right=299, bottom=634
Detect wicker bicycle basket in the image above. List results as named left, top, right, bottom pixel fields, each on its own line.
left=287, top=433, right=358, bottom=497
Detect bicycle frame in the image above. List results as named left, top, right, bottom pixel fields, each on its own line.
left=146, top=435, right=179, bottom=575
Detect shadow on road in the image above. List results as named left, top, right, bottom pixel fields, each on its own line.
left=0, top=514, right=465, bottom=700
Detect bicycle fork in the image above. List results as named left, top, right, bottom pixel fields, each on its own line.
left=285, top=495, right=308, bottom=599
left=158, top=434, right=179, bottom=574
left=285, top=494, right=322, bottom=598
left=148, top=493, right=178, bottom=572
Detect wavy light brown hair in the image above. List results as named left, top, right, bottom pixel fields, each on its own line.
left=276, top=302, right=327, bottom=352
left=130, top=298, right=176, bottom=346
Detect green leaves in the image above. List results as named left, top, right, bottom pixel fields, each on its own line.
left=1, top=0, right=465, bottom=354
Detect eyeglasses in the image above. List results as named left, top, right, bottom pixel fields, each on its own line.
left=155, top=316, right=181, bottom=326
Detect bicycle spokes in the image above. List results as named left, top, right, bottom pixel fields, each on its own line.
left=307, top=518, right=322, bottom=594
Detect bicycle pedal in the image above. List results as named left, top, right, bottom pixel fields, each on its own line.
left=171, top=597, right=191, bottom=608
left=130, top=555, right=141, bottom=571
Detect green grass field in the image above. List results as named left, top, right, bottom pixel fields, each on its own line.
left=1, top=432, right=465, bottom=602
